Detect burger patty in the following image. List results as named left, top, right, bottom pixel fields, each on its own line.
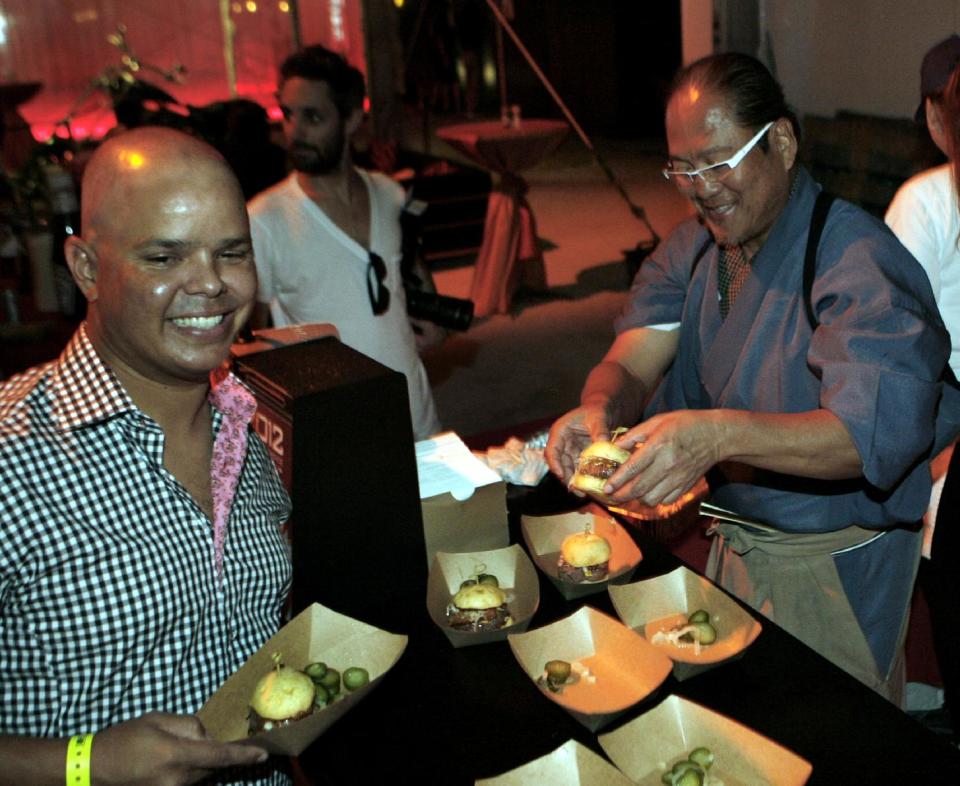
left=557, top=557, right=610, bottom=583
left=446, top=603, right=513, bottom=632
left=578, top=456, right=621, bottom=479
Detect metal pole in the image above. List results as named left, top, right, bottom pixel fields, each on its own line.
left=289, top=0, right=302, bottom=52
left=219, top=0, right=237, bottom=97
left=483, top=0, right=657, bottom=235
left=495, top=23, right=507, bottom=120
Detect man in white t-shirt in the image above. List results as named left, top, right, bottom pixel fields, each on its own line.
left=249, top=45, right=442, bottom=440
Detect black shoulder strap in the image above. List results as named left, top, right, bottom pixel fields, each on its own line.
left=803, top=191, right=835, bottom=330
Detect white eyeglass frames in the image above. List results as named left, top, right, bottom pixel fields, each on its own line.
left=662, top=121, right=775, bottom=190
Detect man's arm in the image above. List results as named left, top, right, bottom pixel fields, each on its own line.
left=548, top=326, right=863, bottom=508
left=582, top=325, right=680, bottom=427
left=0, top=713, right=268, bottom=786
left=545, top=326, right=679, bottom=484
left=607, top=407, right=863, bottom=507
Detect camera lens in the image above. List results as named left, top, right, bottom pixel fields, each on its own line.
left=405, top=289, right=474, bottom=331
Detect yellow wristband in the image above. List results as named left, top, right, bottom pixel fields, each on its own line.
left=65, top=733, right=93, bottom=786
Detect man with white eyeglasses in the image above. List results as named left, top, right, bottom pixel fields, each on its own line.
left=548, top=53, right=955, bottom=707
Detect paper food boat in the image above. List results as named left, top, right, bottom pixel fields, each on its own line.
left=598, top=694, right=812, bottom=785
left=608, top=565, right=762, bottom=680
left=508, top=605, right=671, bottom=732
left=521, top=508, right=641, bottom=600
left=475, top=739, right=635, bottom=786
left=427, top=544, right=540, bottom=647
left=198, top=602, right=407, bottom=755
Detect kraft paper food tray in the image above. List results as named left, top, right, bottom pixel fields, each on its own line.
left=521, top=508, right=641, bottom=600
left=475, top=739, right=635, bottom=786
left=198, top=602, right=407, bottom=755
left=417, top=432, right=509, bottom=566
left=427, top=544, right=540, bottom=647
left=508, top=605, right=672, bottom=732
left=608, top=565, right=762, bottom=681
left=598, top=694, right=812, bottom=785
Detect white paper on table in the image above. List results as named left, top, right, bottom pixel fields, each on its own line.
left=415, top=431, right=502, bottom=500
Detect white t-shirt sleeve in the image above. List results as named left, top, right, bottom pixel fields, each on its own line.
left=249, top=213, right=277, bottom=303
left=885, top=179, right=942, bottom=298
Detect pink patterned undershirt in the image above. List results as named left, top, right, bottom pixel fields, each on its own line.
left=207, top=369, right=258, bottom=583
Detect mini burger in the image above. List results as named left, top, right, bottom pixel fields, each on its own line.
left=558, top=531, right=612, bottom=583
left=570, top=440, right=630, bottom=502
left=248, top=665, right=316, bottom=734
left=446, top=582, right=514, bottom=632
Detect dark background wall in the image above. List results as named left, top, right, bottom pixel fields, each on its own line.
left=399, top=0, right=682, bottom=138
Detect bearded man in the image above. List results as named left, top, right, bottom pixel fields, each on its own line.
left=248, top=45, right=441, bottom=440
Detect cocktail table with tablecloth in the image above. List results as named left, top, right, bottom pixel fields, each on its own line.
left=436, top=119, right=569, bottom=317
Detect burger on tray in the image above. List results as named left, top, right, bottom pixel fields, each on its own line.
left=521, top=509, right=642, bottom=600
left=558, top=530, right=612, bottom=583
left=427, top=545, right=540, bottom=648
left=198, top=603, right=407, bottom=755
left=447, top=581, right=514, bottom=632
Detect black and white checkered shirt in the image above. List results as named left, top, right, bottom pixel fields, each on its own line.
left=0, top=327, right=293, bottom=785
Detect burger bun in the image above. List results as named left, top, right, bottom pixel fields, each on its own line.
left=579, top=440, right=631, bottom=464
left=570, top=440, right=630, bottom=501
left=452, top=582, right=506, bottom=610
left=560, top=531, right=612, bottom=568
left=250, top=666, right=316, bottom=721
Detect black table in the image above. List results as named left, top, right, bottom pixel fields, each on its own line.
left=295, top=481, right=960, bottom=785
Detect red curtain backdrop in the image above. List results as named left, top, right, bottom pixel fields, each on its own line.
left=0, top=0, right=366, bottom=140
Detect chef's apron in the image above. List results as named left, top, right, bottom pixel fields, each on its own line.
left=705, top=518, right=918, bottom=706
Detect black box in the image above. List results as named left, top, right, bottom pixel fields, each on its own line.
left=234, top=337, right=427, bottom=633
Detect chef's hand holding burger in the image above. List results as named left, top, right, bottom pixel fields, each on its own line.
left=547, top=334, right=720, bottom=508
left=551, top=409, right=722, bottom=508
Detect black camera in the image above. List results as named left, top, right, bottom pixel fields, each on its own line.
left=400, top=197, right=474, bottom=331
left=404, top=287, right=474, bottom=331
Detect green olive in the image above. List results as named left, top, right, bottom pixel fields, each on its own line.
left=478, top=573, right=499, bottom=588
left=693, top=621, right=717, bottom=645
left=319, top=667, right=340, bottom=694
left=687, top=609, right=710, bottom=624
left=675, top=768, right=703, bottom=786
left=304, top=661, right=327, bottom=681
left=671, top=760, right=702, bottom=777
left=688, top=746, right=714, bottom=769
left=343, top=666, right=370, bottom=691
left=545, top=659, right=571, bottom=684
left=312, top=683, right=330, bottom=708
left=460, top=579, right=478, bottom=589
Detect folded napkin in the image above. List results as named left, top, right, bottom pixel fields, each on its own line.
left=474, top=430, right=550, bottom=487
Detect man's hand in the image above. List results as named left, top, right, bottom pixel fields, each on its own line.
left=93, top=713, right=268, bottom=786
left=605, top=410, right=721, bottom=507
left=602, top=407, right=865, bottom=506
left=545, top=404, right=611, bottom=486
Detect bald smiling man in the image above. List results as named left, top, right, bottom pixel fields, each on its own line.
left=0, top=128, right=293, bottom=785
